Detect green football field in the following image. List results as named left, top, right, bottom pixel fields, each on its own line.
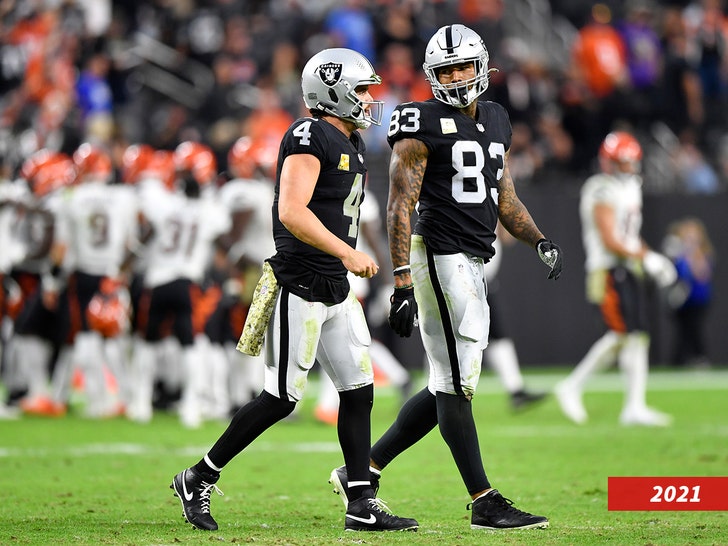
left=1, top=367, right=726, bottom=545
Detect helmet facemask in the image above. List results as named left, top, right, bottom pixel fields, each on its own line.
left=302, top=48, right=383, bottom=129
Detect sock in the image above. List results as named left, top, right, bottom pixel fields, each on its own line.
left=205, top=390, right=296, bottom=469
left=371, top=387, right=438, bottom=469
left=436, top=391, right=490, bottom=495
left=565, top=331, right=623, bottom=391
left=484, top=338, right=524, bottom=393
left=338, top=384, right=373, bottom=500
left=619, top=332, right=650, bottom=413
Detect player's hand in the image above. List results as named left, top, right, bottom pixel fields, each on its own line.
left=342, top=249, right=378, bottom=278
left=643, top=250, right=677, bottom=288
left=537, top=239, right=563, bottom=280
left=388, top=286, right=418, bottom=337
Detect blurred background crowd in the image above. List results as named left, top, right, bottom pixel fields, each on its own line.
left=0, top=0, right=726, bottom=422
left=2, top=0, right=728, bottom=194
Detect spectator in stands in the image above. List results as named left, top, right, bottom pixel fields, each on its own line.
left=663, top=217, right=715, bottom=368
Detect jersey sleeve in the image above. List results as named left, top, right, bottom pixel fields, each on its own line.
left=279, top=118, right=330, bottom=163
left=386, top=101, right=438, bottom=152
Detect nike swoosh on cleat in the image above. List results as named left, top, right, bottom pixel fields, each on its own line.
left=181, top=471, right=194, bottom=501
left=396, top=300, right=409, bottom=313
left=346, top=514, right=377, bottom=525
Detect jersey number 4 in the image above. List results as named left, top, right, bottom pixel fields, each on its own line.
left=388, top=108, right=502, bottom=204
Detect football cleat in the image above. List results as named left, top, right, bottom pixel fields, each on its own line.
left=510, top=389, right=547, bottom=411
left=345, top=496, right=418, bottom=532
left=330, top=465, right=380, bottom=508
left=619, top=407, right=672, bottom=427
left=171, top=467, right=223, bottom=530
left=469, top=489, right=549, bottom=530
left=554, top=381, right=587, bottom=424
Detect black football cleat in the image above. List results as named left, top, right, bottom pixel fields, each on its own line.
left=171, top=467, right=224, bottom=530
left=510, top=389, right=548, bottom=411
left=329, top=465, right=380, bottom=508
left=345, top=496, right=418, bottom=532
left=469, top=489, right=549, bottom=530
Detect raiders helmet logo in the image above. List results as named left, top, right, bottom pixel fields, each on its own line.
left=318, top=63, right=343, bottom=87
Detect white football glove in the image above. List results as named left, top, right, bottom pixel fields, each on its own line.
left=643, top=250, right=678, bottom=288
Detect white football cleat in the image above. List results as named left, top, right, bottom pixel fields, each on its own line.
left=619, top=407, right=672, bottom=427
left=554, top=381, right=587, bottom=424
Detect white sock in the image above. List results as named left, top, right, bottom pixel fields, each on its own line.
left=317, top=371, right=339, bottom=412
left=484, top=338, right=524, bottom=393
left=619, top=332, right=650, bottom=414
left=369, top=339, right=409, bottom=387
left=75, top=331, right=109, bottom=416
left=17, top=335, right=52, bottom=398
left=565, top=331, right=623, bottom=392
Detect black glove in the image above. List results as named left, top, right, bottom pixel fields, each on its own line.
left=388, top=286, right=418, bottom=337
left=536, top=239, right=563, bottom=280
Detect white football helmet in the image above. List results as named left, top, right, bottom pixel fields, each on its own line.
left=423, top=24, right=492, bottom=108
left=301, top=48, right=383, bottom=129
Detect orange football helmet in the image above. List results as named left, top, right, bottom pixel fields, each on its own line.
left=227, top=136, right=278, bottom=180
left=121, top=143, right=156, bottom=184
left=22, top=152, right=76, bottom=197
left=86, top=278, right=130, bottom=338
left=73, top=143, right=113, bottom=183
left=599, top=131, right=642, bottom=170
left=174, top=141, right=217, bottom=185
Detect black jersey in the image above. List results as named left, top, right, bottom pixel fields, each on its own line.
left=269, top=116, right=368, bottom=304
left=387, top=99, right=512, bottom=259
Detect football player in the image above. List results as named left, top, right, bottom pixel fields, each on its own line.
left=125, top=141, right=230, bottom=426
left=12, top=151, right=76, bottom=417
left=171, top=48, right=418, bottom=533
left=50, top=143, right=138, bottom=418
left=329, top=24, right=561, bottom=531
left=555, top=131, right=676, bottom=426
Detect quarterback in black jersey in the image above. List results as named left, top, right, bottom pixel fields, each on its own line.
left=331, top=24, right=563, bottom=531
left=170, top=48, right=418, bottom=533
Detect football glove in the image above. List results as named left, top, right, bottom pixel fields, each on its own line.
left=537, top=239, right=563, bottom=280
left=643, top=250, right=677, bottom=288
left=388, top=286, right=418, bottom=338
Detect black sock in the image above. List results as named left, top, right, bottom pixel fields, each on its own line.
left=370, top=387, right=438, bottom=469
left=204, top=390, right=296, bottom=469
left=436, top=391, right=490, bottom=494
left=338, top=384, right=373, bottom=500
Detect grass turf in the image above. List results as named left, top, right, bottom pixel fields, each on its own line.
left=0, top=367, right=726, bottom=545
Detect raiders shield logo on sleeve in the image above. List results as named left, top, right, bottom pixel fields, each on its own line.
left=318, top=63, right=343, bottom=87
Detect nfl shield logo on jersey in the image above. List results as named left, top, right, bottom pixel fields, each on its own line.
left=318, top=63, right=343, bottom=87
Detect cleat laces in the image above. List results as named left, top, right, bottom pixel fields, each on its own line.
left=198, top=482, right=224, bottom=513
left=468, top=492, right=528, bottom=516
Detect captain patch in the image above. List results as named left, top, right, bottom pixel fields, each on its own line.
left=440, top=118, right=457, bottom=134
left=338, top=154, right=350, bottom=171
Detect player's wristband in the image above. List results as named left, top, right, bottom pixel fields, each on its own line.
left=393, top=265, right=411, bottom=277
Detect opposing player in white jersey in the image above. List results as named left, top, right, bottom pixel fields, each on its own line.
left=555, top=131, right=676, bottom=426
left=483, top=226, right=546, bottom=410
left=49, top=143, right=138, bottom=417
left=126, top=141, right=230, bottom=426
left=0, top=163, right=28, bottom=418
left=11, top=151, right=76, bottom=416
left=212, top=136, right=278, bottom=413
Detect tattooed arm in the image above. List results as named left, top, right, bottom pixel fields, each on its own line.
left=497, top=152, right=545, bottom=248
left=386, top=138, right=427, bottom=288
